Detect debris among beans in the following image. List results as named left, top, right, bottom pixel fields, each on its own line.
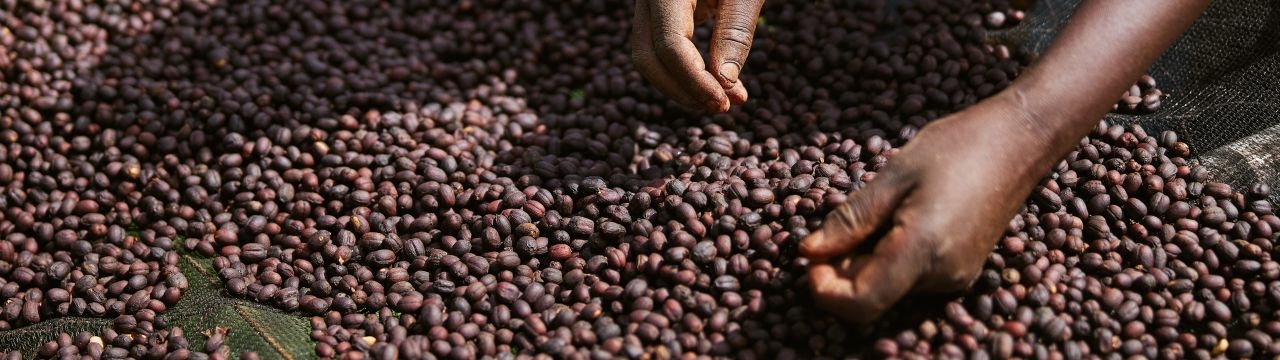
left=1, top=0, right=1277, bottom=359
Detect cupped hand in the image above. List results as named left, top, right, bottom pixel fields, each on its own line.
left=801, top=92, right=1056, bottom=323
left=631, top=0, right=764, bottom=112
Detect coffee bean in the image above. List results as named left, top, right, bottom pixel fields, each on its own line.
left=11, top=1, right=1278, bottom=359
left=748, top=189, right=776, bottom=205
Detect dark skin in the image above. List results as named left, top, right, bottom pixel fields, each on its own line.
left=632, top=0, right=1211, bottom=322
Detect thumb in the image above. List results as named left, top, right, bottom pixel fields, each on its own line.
left=710, top=0, right=765, bottom=89
left=801, top=175, right=910, bottom=259
left=810, top=227, right=924, bottom=323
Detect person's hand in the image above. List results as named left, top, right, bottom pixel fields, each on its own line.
left=800, top=92, right=1055, bottom=323
left=631, top=0, right=764, bottom=112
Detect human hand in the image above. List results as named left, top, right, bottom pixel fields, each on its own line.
left=800, top=92, right=1055, bottom=323
left=631, top=0, right=764, bottom=112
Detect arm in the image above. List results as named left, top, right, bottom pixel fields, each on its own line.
left=800, top=0, right=1210, bottom=323
left=1009, top=0, right=1210, bottom=177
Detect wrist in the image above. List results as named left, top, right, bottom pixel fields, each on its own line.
left=988, top=82, right=1098, bottom=166
left=927, top=87, right=1083, bottom=191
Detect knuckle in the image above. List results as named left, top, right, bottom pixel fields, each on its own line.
left=825, top=202, right=862, bottom=233
left=811, top=272, right=840, bottom=295
left=922, top=234, right=951, bottom=260
left=912, top=229, right=944, bottom=252
left=653, top=34, right=686, bottom=55
left=809, top=267, right=892, bottom=323
left=716, top=22, right=754, bottom=48
left=811, top=280, right=834, bottom=299
left=845, top=277, right=877, bottom=311
left=918, top=237, right=979, bottom=292
left=900, top=229, right=939, bottom=272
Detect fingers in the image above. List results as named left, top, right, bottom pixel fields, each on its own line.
left=726, top=80, right=747, bottom=104
left=709, top=0, right=764, bottom=89
left=800, top=174, right=910, bottom=259
left=650, top=0, right=730, bottom=112
left=810, top=227, right=924, bottom=323
left=632, top=0, right=703, bottom=109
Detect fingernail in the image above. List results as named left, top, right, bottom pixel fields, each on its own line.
left=719, top=62, right=740, bottom=85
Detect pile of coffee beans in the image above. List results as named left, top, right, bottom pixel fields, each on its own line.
left=0, top=0, right=192, bottom=332
left=1112, top=74, right=1165, bottom=115
left=3, top=0, right=1277, bottom=359
left=942, top=123, right=1277, bottom=359
left=30, top=326, right=259, bottom=360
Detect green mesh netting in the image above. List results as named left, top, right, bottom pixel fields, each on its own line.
left=1008, top=0, right=1280, bottom=200
left=0, top=252, right=315, bottom=359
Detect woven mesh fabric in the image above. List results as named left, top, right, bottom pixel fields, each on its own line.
left=0, top=252, right=315, bottom=358
left=1005, top=0, right=1280, bottom=199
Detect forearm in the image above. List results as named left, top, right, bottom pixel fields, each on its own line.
left=1004, top=0, right=1210, bottom=168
